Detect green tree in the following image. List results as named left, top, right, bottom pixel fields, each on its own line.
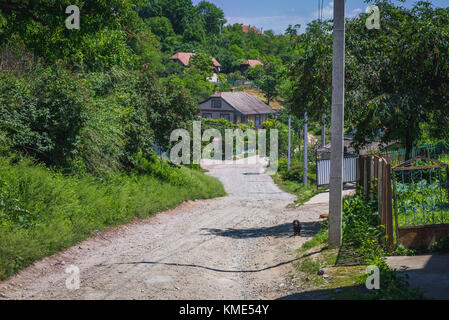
left=346, top=0, right=449, bottom=159
left=256, top=55, right=284, bottom=105
left=289, top=21, right=333, bottom=123
left=0, top=0, right=141, bottom=71
left=145, top=17, right=175, bottom=41
left=188, top=52, right=214, bottom=78
left=196, top=1, right=226, bottom=36
left=183, top=20, right=206, bottom=43
left=247, top=64, right=264, bottom=81
left=157, top=0, right=196, bottom=35
left=0, top=64, right=88, bottom=166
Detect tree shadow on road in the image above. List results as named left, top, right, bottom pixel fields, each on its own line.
left=201, top=221, right=321, bottom=239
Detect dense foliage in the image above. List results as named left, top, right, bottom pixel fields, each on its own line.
left=289, top=0, right=449, bottom=159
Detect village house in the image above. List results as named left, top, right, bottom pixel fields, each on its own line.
left=240, top=59, right=264, bottom=73
left=240, top=24, right=262, bottom=34
left=169, top=52, right=222, bottom=83
left=199, top=92, right=275, bottom=128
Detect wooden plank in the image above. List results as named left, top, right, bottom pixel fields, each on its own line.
left=378, top=159, right=383, bottom=226
left=393, top=174, right=399, bottom=247
left=385, top=162, right=394, bottom=251
left=364, top=157, right=369, bottom=198
left=370, top=157, right=375, bottom=200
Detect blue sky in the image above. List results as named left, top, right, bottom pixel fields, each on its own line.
left=192, top=0, right=448, bottom=34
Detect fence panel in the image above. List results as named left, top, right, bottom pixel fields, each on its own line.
left=317, top=156, right=357, bottom=186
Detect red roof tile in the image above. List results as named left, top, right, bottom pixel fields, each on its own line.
left=241, top=25, right=262, bottom=34
left=241, top=59, right=263, bottom=67
left=169, top=52, right=221, bottom=68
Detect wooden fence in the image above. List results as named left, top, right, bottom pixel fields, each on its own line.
left=357, top=155, right=394, bottom=250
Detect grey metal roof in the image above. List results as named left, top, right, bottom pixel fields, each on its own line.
left=207, top=92, right=275, bottom=115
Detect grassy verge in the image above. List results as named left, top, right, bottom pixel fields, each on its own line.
left=0, top=156, right=225, bottom=281
left=290, top=194, right=425, bottom=300
left=271, top=173, right=320, bottom=207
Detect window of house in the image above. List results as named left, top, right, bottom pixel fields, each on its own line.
left=255, top=115, right=260, bottom=127
left=241, top=115, right=246, bottom=124
left=203, top=113, right=212, bottom=119
left=221, top=114, right=230, bottom=121
left=212, top=99, right=222, bottom=108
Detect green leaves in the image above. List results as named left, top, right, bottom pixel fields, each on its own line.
left=290, top=1, right=449, bottom=158
left=0, top=64, right=88, bottom=166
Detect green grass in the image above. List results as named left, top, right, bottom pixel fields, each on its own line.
left=0, top=156, right=225, bottom=280
left=272, top=173, right=320, bottom=207
left=299, top=228, right=328, bottom=252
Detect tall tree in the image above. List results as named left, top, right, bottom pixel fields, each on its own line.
left=289, top=1, right=449, bottom=160
left=346, top=0, right=449, bottom=159
left=196, top=1, right=226, bottom=36
left=157, top=0, right=195, bottom=35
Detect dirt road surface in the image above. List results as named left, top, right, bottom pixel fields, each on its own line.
left=0, top=156, right=336, bottom=300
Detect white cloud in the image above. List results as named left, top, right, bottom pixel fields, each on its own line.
left=348, top=8, right=363, bottom=18
left=226, top=15, right=310, bottom=34
left=314, top=1, right=362, bottom=20
left=225, top=1, right=363, bottom=35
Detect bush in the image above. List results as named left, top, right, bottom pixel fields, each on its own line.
left=431, top=234, right=449, bottom=253
left=0, top=64, right=88, bottom=166
left=281, top=165, right=302, bottom=182
left=342, top=194, right=387, bottom=265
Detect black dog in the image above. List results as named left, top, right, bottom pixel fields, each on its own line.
left=293, top=220, right=301, bottom=236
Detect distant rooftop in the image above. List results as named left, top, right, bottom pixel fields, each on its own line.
left=202, top=92, right=275, bottom=115
left=241, top=59, right=264, bottom=67
left=240, top=25, right=262, bottom=34
left=169, top=52, right=221, bottom=68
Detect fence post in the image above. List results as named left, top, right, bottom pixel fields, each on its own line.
left=385, top=162, right=394, bottom=251
left=363, top=157, right=368, bottom=197
left=358, top=156, right=364, bottom=189
left=392, top=172, right=399, bottom=247
left=446, top=167, right=449, bottom=203
left=378, top=159, right=383, bottom=225
left=370, top=157, right=375, bottom=201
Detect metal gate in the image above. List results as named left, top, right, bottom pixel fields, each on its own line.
left=317, top=156, right=357, bottom=186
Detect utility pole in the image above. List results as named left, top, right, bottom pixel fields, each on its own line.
left=321, top=114, right=326, bottom=147
left=329, top=0, right=345, bottom=248
left=319, top=0, right=326, bottom=149
left=303, top=113, right=308, bottom=186
left=288, top=114, right=291, bottom=169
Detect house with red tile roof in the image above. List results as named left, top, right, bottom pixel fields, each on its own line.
left=169, top=52, right=221, bottom=72
left=240, top=25, right=262, bottom=35
left=241, top=59, right=264, bottom=73
left=169, top=52, right=222, bottom=83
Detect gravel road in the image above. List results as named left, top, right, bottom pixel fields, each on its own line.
left=0, top=156, right=335, bottom=300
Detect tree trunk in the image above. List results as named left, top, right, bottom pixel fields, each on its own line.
left=405, top=135, right=413, bottom=161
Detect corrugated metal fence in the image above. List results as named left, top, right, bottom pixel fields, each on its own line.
left=316, top=156, right=357, bottom=186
